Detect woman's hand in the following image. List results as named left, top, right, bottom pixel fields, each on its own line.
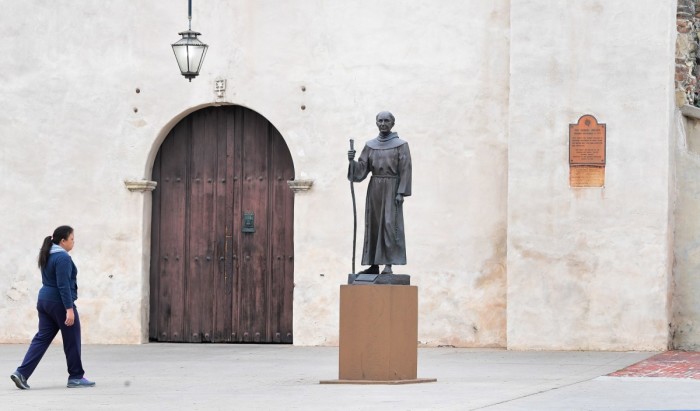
left=65, top=308, right=75, bottom=326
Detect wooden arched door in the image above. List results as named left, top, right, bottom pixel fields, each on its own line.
left=149, top=106, right=294, bottom=343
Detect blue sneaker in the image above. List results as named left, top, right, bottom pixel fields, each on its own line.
left=11, top=371, right=30, bottom=390
left=67, top=377, right=95, bottom=388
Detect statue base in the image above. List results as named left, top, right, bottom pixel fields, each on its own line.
left=347, top=273, right=410, bottom=285
left=319, top=284, right=436, bottom=385
left=320, top=378, right=437, bottom=385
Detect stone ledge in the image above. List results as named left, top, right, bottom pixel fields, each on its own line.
left=124, top=180, right=157, bottom=192
left=681, top=104, right=700, bottom=120
left=287, top=179, right=314, bottom=193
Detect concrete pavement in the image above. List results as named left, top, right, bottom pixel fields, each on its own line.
left=3, top=344, right=699, bottom=410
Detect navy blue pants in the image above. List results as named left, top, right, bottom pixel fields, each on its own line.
left=16, top=299, right=85, bottom=380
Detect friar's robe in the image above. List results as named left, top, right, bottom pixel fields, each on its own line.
left=348, top=132, right=412, bottom=265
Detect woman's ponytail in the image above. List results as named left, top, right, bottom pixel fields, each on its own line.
left=37, top=236, right=53, bottom=269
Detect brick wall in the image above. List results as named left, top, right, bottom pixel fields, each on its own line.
left=676, top=0, right=700, bottom=106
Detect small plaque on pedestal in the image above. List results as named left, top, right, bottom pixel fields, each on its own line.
left=348, top=273, right=378, bottom=284
left=347, top=273, right=410, bottom=285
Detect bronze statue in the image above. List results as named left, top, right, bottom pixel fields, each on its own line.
left=348, top=111, right=412, bottom=275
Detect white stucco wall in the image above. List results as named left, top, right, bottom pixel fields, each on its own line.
left=507, top=0, right=676, bottom=350
left=673, top=108, right=700, bottom=351
left=1, top=1, right=510, bottom=346
left=3, top=0, right=682, bottom=350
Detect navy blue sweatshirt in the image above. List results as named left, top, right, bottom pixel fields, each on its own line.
left=37, top=250, right=78, bottom=309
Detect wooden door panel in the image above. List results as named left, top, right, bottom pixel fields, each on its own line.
left=185, top=109, right=219, bottom=343
left=238, top=109, right=270, bottom=342
left=148, top=151, right=161, bottom=341
left=269, top=127, right=295, bottom=343
left=212, top=108, right=235, bottom=342
left=150, top=105, right=294, bottom=344
left=154, top=119, right=190, bottom=342
left=230, top=108, right=244, bottom=341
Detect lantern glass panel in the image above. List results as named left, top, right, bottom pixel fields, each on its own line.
left=189, top=45, right=207, bottom=73
left=172, top=44, right=191, bottom=73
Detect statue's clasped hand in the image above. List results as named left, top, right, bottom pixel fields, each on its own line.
left=395, top=194, right=404, bottom=205
left=348, top=150, right=356, bottom=161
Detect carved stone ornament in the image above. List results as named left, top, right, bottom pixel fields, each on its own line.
left=215, top=79, right=226, bottom=98
left=287, top=179, right=313, bottom=193
left=124, top=180, right=157, bottom=192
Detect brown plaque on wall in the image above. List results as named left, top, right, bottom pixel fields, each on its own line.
left=569, top=115, right=606, bottom=187
left=569, top=165, right=604, bottom=187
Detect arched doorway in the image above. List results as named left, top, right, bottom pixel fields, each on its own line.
left=149, top=106, right=294, bottom=343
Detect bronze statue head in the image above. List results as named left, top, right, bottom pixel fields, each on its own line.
left=376, top=111, right=395, bottom=135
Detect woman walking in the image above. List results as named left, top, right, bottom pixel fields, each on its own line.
left=10, top=225, right=95, bottom=389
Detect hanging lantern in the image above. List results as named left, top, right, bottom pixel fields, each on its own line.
left=172, top=0, right=208, bottom=81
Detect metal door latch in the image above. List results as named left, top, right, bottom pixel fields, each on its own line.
left=242, top=212, right=255, bottom=233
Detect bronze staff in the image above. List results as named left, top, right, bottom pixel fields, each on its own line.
left=349, top=139, right=357, bottom=274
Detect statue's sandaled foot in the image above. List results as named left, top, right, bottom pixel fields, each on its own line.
left=381, top=265, right=393, bottom=274
left=359, top=265, right=379, bottom=274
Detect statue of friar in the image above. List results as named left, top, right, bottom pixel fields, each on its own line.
left=348, top=111, right=412, bottom=275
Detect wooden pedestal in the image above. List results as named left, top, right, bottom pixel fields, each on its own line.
left=320, top=285, right=435, bottom=384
